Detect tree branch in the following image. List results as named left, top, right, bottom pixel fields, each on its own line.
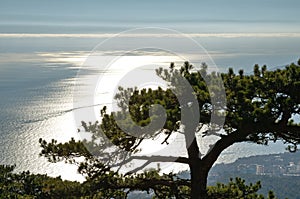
left=201, top=130, right=247, bottom=171
left=112, top=155, right=189, bottom=168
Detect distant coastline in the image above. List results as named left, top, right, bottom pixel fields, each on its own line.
left=176, top=151, right=300, bottom=199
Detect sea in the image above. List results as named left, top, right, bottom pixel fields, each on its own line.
left=0, top=30, right=300, bottom=181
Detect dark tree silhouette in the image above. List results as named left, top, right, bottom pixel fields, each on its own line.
left=40, top=60, right=300, bottom=198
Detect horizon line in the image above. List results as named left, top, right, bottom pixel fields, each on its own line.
left=1, top=33, right=300, bottom=38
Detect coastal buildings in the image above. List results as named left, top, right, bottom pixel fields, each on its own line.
left=236, top=159, right=300, bottom=176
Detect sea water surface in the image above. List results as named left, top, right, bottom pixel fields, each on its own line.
left=0, top=35, right=299, bottom=181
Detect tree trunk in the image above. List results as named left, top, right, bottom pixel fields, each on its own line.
left=186, top=131, right=242, bottom=198
left=185, top=130, right=210, bottom=198
left=190, top=159, right=209, bottom=199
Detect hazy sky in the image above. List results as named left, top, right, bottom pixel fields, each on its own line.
left=1, top=0, right=300, bottom=33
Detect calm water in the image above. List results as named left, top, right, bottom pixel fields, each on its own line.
left=0, top=35, right=299, bottom=181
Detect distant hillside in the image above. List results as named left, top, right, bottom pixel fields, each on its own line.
left=128, top=152, right=300, bottom=198
left=177, top=151, right=300, bottom=199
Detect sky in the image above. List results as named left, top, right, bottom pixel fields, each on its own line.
left=1, top=0, right=300, bottom=33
